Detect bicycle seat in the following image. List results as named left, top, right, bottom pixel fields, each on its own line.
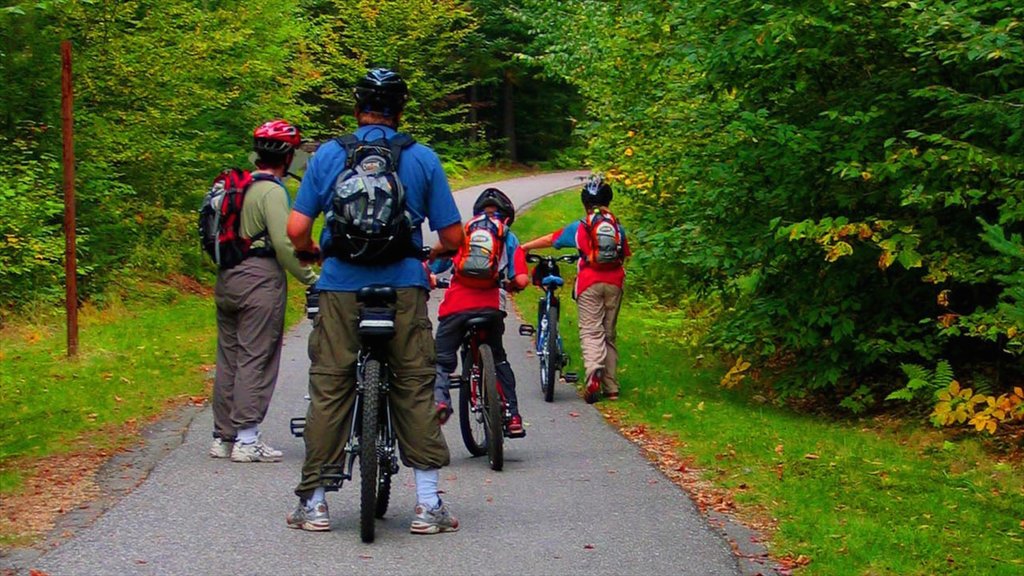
left=357, top=286, right=397, bottom=307
left=466, top=311, right=504, bottom=332
left=541, top=275, right=564, bottom=287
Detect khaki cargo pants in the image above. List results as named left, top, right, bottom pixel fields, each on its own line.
left=295, top=288, right=449, bottom=499
left=576, top=282, right=623, bottom=395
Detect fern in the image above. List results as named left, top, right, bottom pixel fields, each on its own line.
left=887, top=361, right=956, bottom=405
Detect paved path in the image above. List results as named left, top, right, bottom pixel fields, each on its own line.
left=20, top=171, right=741, bottom=576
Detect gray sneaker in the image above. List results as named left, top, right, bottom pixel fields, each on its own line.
left=410, top=501, right=459, bottom=534
left=231, top=437, right=283, bottom=463
left=286, top=500, right=330, bottom=532
left=209, top=438, right=233, bottom=459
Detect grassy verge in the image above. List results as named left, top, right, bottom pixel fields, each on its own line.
left=513, top=190, right=1024, bottom=576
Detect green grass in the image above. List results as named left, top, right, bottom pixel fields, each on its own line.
left=0, top=284, right=308, bottom=498
left=513, top=190, right=1024, bottom=576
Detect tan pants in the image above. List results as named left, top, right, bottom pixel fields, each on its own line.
left=576, top=283, right=623, bottom=395
left=295, top=288, right=450, bottom=499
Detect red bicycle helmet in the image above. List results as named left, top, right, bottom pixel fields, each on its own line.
left=253, top=120, right=301, bottom=154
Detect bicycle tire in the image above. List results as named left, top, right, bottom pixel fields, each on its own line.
left=459, top=349, right=488, bottom=457
left=375, top=463, right=391, bottom=519
left=481, top=344, right=504, bottom=471
left=360, top=359, right=381, bottom=543
left=543, top=305, right=560, bottom=403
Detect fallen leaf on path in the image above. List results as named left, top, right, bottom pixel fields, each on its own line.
left=359, top=555, right=372, bottom=560
left=775, top=444, right=784, bottom=455
left=486, top=496, right=493, bottom=503
left=804, top=453, right=820, bottom=460
left=569, top=412, right=579, bottom=417
left=135, top=560, right=148, bottom=565
left=607, top=469, right=617, bottom=474
left=29, top=570, right=50, bottom=576
left=583, top=544, right=595, bottom=550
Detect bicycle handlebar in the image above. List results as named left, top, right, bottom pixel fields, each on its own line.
left=525, top=253, right=579, bottom=264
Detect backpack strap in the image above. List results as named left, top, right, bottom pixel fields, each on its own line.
left=335, top=134, right=360, bottom=169
left=388, top=133, right=416, bottom=171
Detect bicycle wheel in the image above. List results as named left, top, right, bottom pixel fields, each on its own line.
left=375, top=462, right=391, bottom=519
left=360, top=359, right=381, bottom=543
left=374, top=412, right=392, bottom=519
left=458, top=350, right=487, bottom=456
left=543, top=305, right=560, bottom=403
left=480, top=344, right=504, bottom=471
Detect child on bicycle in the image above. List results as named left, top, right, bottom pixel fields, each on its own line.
left=431, top=187, right=530, bottom=437
left=521, top=175, right=630, bottom=404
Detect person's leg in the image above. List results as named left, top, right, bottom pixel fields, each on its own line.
left=488, top=319, right=517, bottom=414
left=288, top=291, right=360, bottom=531
left=433, top=313, right=466, bottom=416
left=211, top=274, right=239, bottom=456
left=601, top=284, right=623, bottom=397
left=575, top=285, right=608, bottom=383
left=386, top=289, right=455, bottom=533
left=230, top=260, right=287, bottom=459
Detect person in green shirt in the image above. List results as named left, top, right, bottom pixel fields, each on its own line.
left=209, top=120, right=319, bottom=463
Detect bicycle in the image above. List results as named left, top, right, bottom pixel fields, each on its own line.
left=290, top=285, right=400, bottom=544
left=519, top=253, right=580, bottom=402
left=434, top=278, right=510, bottom=471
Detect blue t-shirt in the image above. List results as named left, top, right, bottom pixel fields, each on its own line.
left=294, top=125, right=461, bottom=291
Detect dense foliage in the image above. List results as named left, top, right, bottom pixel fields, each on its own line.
left=0, top=0, right=581, bottom=315
left=520, top=0, right=1024, bottom=412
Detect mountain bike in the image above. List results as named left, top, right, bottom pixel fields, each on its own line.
left=290, top=285, right=400, bottom=544
left=519, top=253, right=579, bottom=402
left=434, top=278, right=510, bottom=471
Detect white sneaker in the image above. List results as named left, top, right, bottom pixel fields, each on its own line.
left=231, top=437, right=283, bottom=463
left=209, top=438, right=233, bottom=459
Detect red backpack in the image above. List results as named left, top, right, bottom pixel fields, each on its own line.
left=198, top=169, right=274, bottom=269
left=580, top=208, right=625, bottom=270
left=453, top=213, right=507, bottom=288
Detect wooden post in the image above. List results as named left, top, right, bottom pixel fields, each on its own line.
left=61, top=40, right=78, bottom=357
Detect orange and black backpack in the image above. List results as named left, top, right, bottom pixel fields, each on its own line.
left=580, top=208, right=625, bottom=270
left=453, top=213, right=507, bottom=288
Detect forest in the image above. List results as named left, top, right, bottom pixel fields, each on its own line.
left=2, top=0, right=1022, bottom=430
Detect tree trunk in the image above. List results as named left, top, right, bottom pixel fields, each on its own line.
left=502, top=69, right=517, bottom=162
left=468, top=82, right=479, bottom=145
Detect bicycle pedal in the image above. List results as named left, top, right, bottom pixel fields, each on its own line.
left=518, top=324, right=535, bottom=336
left=563, top=372, right=579, bottom=383
left=447, top=374, right=462, bottom=388
left=289, top=417, right=306, bottom=437
left=320, top=464, right=348, bottom=490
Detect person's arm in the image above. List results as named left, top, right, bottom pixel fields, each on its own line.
left=520, top=233, right=556, bottom=252
left=511, top=245, right=529, bottom=290
left=264, top=187, right=318, bottom=284
left=287, top=160, right=323, bottom=262
left=431, top=222, right=464, bottom=260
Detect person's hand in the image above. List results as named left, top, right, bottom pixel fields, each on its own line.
left=295, top=245, right=321, bottom=265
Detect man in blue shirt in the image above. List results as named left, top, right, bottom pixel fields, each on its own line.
left=285, top=68, right=465, bottom=535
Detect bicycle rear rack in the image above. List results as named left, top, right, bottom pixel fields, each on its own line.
left=289, top=417, right=306, bottom=438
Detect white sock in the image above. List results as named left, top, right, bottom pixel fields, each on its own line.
left=308, top=487, right=326, bottom=506
left=237, top=426, right=258, bottom=444
left=414, top=468, right=440, bottom=509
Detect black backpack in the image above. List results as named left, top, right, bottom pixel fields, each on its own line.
left=325, top=133, right=418, bottom=264
left=198, top=169, right=275, bottom=269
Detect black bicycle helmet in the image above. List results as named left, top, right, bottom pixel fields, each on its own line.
left=581, top=174, right=613, bottom=207
left=473, top=187, right=516, bottom=225
left=354, top=68, right=409, bottom=117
